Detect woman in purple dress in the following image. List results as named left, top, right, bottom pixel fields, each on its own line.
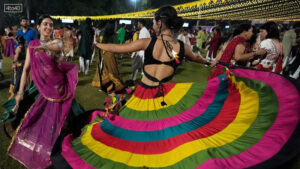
left=7, top=15, right=85, bottom=169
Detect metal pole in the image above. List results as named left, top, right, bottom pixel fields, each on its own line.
left=25, top=0, right=30, bottom=19
left=196, top=1, right=201, bottom=28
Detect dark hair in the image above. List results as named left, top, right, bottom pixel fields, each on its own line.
left=121, top=23, right=125, bottom=27
left=213, top=27, right=221, bottom=35
left=155, top=5, right=183, bottom=33
left=295, top=29, right=300, bottom=35
left=138, top=19, right=146, bottom=26
left=249, top=26, right=258, bottom=46
left=16, top=35, right=26, bottom=46
left=102, top=21, right=116, bottom=43
left=294, top=22, right=300, bottom=29
left=0, top=28, right=5, bottom=36
left=260, top=22, right=279, bottom=40
left=20, top=16, right=28, bottom=21
left=16, top=35, right=26, bottom=61
left=64, top=25, right=72, bottom=30
left=234, top=23, right=252, bottom=36
left=8, top=32, right=13, bottom=37
left=38, top=14, right=53, bottom=25
left=86, top=18, right=92, bottom=25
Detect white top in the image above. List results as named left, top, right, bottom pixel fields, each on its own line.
left=259, top=39, right=281, bottom=70
left=177, top=34, right=191, bottom=46
left=95, top=28, right=101, bottom=36
left=137, top=27, right=151, bottom=57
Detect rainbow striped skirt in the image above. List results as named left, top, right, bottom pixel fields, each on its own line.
left=61, top=68, right=300, bottom=169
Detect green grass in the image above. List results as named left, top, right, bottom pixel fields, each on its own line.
left=0, top=51, right=299, bottom=169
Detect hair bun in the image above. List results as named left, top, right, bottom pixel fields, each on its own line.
left=155, top=6, right=183, bottom=33
left=169, top=16, right=183, bottom=32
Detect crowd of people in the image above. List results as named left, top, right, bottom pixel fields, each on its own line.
left=175, top=21, right=300, bottom=80
left=1, top=15, right=299, bottom=88
left=0, top=5, right=299, bottom=169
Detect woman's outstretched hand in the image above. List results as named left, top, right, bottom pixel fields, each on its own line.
left=255, top=48, right=266, bottom=56
left=30, top=45, right=46, bottom=54
left=13, top=94, right=23, bottom=114
left=210, top=60, right=218, bottom=67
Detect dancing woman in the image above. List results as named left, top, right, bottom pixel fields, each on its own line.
left=62, top=25, right=75, bottom=62
left=209, top=24, right=260, bottom=79
left=61, top=6, right=300, bottom=169
left=5, top=15, right=85, bottom=169
left=254, top=22, right=283, bottom=73
left=92, top=21, right=125, bottom=93
left=4, top=32, right=15, bottom=57
left=206, top=27, right=221, bottom=61
left=9, top=35, right=27, bottom=98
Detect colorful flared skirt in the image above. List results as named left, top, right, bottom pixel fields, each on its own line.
left=61, top=68, right=300, bottom=169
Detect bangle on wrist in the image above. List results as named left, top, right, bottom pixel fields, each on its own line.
left=17, top=91, right=24, bottom=96
left=42, top=44, right=48, bottom=50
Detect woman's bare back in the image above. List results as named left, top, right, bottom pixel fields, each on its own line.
left=141, top=38, right=181, bottom=86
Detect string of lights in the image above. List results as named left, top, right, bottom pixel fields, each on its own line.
left=182, top=0, right=300, bottom=21
left=51, top=0, right=300, bottom=21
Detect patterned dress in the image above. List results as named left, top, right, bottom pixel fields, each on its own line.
left=60, top=38, right=300, bottom=169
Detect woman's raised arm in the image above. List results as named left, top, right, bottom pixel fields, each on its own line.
left=95, top=38, right=151, bottom=53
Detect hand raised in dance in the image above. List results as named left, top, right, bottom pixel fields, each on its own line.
left=30, top=45, right=47, bottom=54
left=210, top=60, right=218, bottom=67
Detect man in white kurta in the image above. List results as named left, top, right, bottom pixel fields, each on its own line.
left=131, top=20, right=150, bottom=81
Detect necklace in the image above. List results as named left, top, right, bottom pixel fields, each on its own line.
left=39, top=39, right=50, bottom=44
